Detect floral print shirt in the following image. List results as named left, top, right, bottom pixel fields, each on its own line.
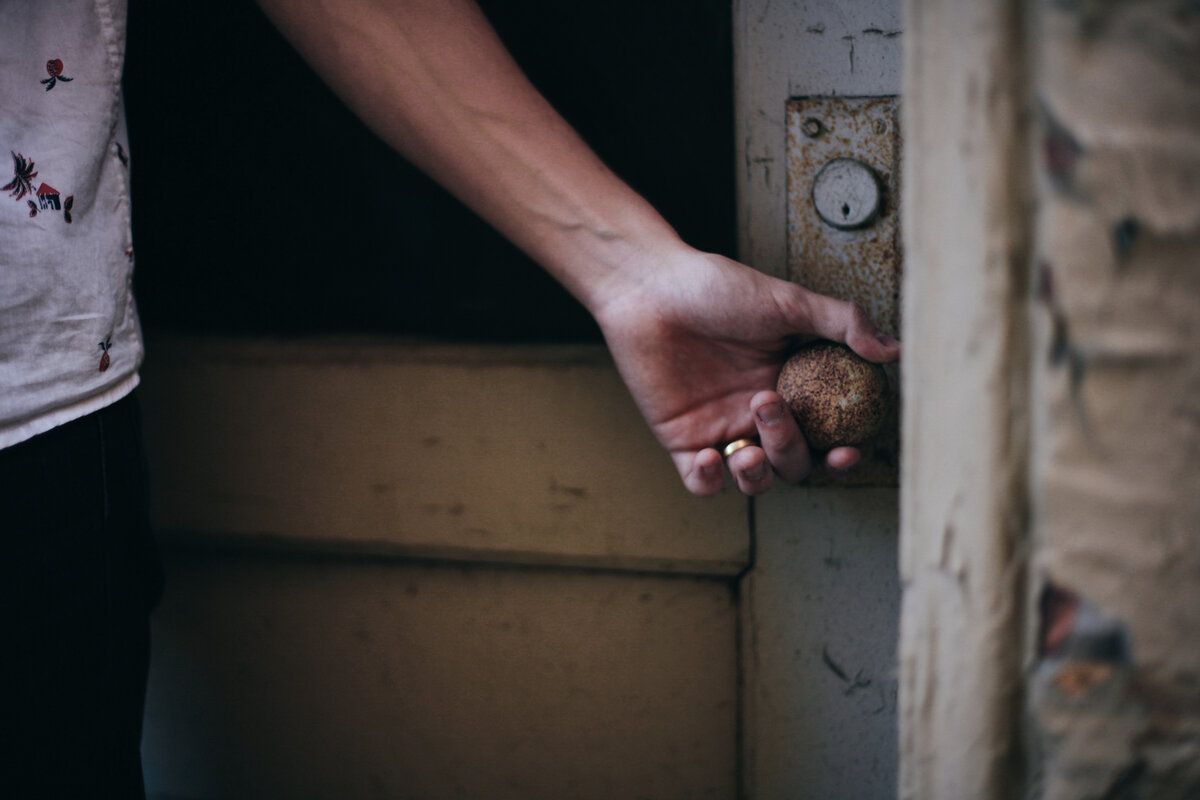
left=0, top=0, right=142, bottom=448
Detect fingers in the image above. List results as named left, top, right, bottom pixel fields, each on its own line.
left=789, top=286, right=902, bottom=364
left=675, top=448, right=726, bottom=497
left=676, top=444, right=775, bottom=497
left=674, top=434, right=858, bottom=497
left=674, top=392, right=834, bottom=496
left=823, top=446, right=862, bottom=475
left=750, top=391, right=812, bottom=483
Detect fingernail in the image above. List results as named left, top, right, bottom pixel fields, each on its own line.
left=876, top=333, right=900, bottom=347
left=700, top=462, right=720, bottom=479
left=743, top=462, right=767, bottom=481
left=757, top=402, right=786, bottom=426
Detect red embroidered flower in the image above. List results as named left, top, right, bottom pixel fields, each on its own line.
left=41, top=59, right=73, bottom=91
left=98, top=337, right=112, bottom=372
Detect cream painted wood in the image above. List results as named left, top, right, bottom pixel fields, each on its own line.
left=741, top=488, right=899, bottom=800
left=143, top=556, right=737, bottom=799
left=898, top=2, right=1033, bottom=799
left=139, top=336, right=748, bottom=575
left=736, top=1, right=904, bottom=797
left=139, top=335, right=746, bottom=799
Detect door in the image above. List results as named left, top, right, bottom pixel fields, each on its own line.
left=734, top=2, right=905, bottom=798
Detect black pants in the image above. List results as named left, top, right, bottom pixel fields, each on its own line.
left=1, top=394, right=163, bottom=798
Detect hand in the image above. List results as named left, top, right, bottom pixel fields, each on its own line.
left=593, top=248, right=901, bottom=496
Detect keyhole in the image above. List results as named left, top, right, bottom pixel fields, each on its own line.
left=812, top=157, right=883, bottom=231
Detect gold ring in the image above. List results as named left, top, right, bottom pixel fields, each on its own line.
left=722, top=438, right=758, bottom=458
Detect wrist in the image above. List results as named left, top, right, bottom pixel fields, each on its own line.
left=570, top=222, right=696, bottom=326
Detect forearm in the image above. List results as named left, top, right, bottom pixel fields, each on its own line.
left=256, top=0, right=686, bottom=314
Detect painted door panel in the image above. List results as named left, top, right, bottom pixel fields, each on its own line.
left=138, top=339, right=746, bottom=799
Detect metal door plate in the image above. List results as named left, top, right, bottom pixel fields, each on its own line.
left=787, top=96, right=900, bottom=485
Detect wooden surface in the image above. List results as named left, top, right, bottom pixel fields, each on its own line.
left=144, top=555, right=738, bottom=799
left=743, top=487, right=900, bottom=800
left=898, top=1, right=1032, bottom=798
left=735, top=0, right=902, bottom=281
left=139, top=336, right=748, bottom=575
left=1028, top=4, right=1200, bottom=796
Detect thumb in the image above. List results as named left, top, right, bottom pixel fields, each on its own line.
left=789, top=286, right=901, bottom=364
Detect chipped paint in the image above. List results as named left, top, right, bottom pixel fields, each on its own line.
left=899, top=1, right=1035, bottom=797
left=1028, top=1, right=1200, bottom=797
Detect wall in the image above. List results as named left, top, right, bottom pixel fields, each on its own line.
left=899, top=2, right=1200, bottom=798
left=1027, top=3, right=1200, bottom=796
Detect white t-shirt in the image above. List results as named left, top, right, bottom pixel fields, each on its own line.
left=0, top=0, right=142, bottom=448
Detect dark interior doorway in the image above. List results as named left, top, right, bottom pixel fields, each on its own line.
left=125, top=0, right=735, bottom=342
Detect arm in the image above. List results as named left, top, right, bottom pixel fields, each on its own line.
left=256, top=0, right=900, bottom=495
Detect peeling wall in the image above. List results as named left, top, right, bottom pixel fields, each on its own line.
left=1028, top=2, right=1200, bottom=797
left=901, top=1, right=1200, bottom=798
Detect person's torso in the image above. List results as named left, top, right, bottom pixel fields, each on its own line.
left=0, top=0, right=142, bottom=448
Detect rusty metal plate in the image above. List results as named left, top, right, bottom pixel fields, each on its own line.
left=787, top=96, right=901, bottom=485
left=787, top=96, right=901, bottom=335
